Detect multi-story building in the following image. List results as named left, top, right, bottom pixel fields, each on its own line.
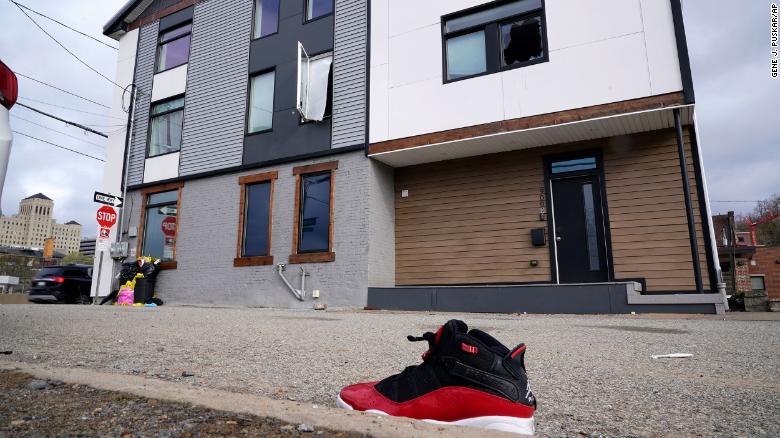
left=96, top=0, right=726, bottom=314
left=0, top=193, right=82, bottom=254
left=79, top=237, right=97, bottom=257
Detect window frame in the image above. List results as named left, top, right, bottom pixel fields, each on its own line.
left=298, top=49, right=334, bottom=125
left=441, top=0, right=549, bottom=84
left=251, top=0, right=281, bottom=40
left=137, top=182, right=184, bottom=270
left=147, top=95, right=186, bottom=158
left=750, top=275, right=766, bottom=291
left=235, top=171, right=278, bottom=267
left=290, top=161, right=338, bottom=264
left=245, top=69, right=276, bottom=136
left=303, top=0, right=334, bottom=24
left=155, top=22, right=193, bottom=74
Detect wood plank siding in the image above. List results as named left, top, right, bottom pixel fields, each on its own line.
left=394, top=127, right=712, bottom=291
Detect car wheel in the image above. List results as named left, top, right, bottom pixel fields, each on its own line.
left=75, top=293, right=91, bottom=305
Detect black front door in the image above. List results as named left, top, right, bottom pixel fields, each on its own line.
left=551, top=175, right=608, bottom=283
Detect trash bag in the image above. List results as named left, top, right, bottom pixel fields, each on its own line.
left=116, top=283, right=135, bottom=306
left=118, top=261, right=140, bottom=285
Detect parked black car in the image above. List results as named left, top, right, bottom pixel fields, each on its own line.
left=28, top=265, right=93, bottom=304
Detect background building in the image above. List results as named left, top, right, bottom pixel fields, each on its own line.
left=0, top=193, right=82, bottom=254
left=79, top=237, right=96, bottom=256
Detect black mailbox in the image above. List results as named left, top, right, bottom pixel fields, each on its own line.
left=531, top=228, right=546, bottom=247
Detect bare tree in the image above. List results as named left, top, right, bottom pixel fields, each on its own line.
left=735, top=193, right=780, bottom=246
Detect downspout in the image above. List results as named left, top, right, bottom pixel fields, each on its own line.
left=277, top=263, right=308, bottom=301
left=117, top=84, right=137, bottom=246
left=674, top=108, right=704, bottom=294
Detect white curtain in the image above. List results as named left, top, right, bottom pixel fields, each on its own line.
left=304, top=55, right=332, bottom=122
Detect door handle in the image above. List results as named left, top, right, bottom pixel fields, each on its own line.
left=556, top=236, right=562, bottom=242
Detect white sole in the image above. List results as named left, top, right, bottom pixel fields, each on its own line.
left=336, top=394, right=535, bottom=435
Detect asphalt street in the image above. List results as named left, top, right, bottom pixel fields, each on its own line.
left=1, top=305, right=778, bottom=437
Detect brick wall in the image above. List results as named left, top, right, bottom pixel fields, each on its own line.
left=124, top=151, right=372, bottom=308
left=751, top=247, right=780, bottom=300
left=735, top=259, right=752, bottom=294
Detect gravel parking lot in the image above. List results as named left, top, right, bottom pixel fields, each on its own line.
left=1, top=305, right=778, bottom=437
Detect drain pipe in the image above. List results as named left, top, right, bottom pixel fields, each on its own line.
left=277, top=263, right=308, bottom=301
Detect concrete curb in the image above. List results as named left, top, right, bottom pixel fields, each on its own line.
left=0, top=360, right=518, bottom=437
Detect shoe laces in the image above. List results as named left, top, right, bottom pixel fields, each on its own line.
left=399, top=331, right=440, bottom=380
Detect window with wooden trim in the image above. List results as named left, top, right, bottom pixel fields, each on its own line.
left=290, top=161, right=337, bottom=264
left=235, top=171, right=277, bottom=267
left=138, top=182, right=183, bottom=269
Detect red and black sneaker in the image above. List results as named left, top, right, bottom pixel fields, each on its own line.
left=337, top=320, right=536, bottom=435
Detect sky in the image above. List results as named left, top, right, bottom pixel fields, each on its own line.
left=0, top=0, right=778, bottom=239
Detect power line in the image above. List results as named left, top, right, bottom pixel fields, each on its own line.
left=10, top=0, right=126, bottom=94
left=15, top=102, right=108, bottom=138
left=11, top=115, right=106, bottom=150
left=9, top=0, right=118, bottom=50
left=18, top=96, right=126, bottom=121
left=13, top=72, right=110, bottom=109
left=12, top=131, right=105, bottom=162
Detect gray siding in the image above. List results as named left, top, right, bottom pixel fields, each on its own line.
left=127, top=22, right=158, bottom=186
left=332, top=0, right=368, bottom=148
left=179, top=0, right=250, bottom=175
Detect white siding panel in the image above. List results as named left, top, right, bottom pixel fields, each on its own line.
left=640, top=0, right=683, bottom=95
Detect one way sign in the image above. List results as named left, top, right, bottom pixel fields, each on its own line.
left=94, top=191, right=124, bottom=208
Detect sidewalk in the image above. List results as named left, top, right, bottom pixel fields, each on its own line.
left=1, top=305, right=778, bottom=436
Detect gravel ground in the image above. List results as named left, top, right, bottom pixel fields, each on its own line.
left=1, top=305, right=778, bottom=437
left=0, top=371, right=363, bottom=437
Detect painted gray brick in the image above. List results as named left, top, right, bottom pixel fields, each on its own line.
left=124, top=151, right=370, bottom=308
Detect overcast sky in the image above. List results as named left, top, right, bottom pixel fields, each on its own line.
left=0, top=0, right=777, bottom=239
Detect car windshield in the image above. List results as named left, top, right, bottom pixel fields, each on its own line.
left=34, top=267, right=65, bottom=279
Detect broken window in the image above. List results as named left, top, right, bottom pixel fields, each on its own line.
left=442, top=0, right=547, bottom=82
left=296, top=43, right=333, bottom=122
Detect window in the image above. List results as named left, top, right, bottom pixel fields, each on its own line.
left=551, top=157, right=597, bottom=174
left=156, top=23, right=192, bottom=72
left=253, top=0, right=280, bottom=38
left=442, top=0, right=546, bottom=82
left=305, top=0, right=333, bottom=21
left=751, top=275, right=766, bottom=291
left=139, top=184, right=182, bottom=268
left=235, top=171, right=277, bottom=267
left=149, top=96, right=185, bottom=157
left=248, top=71, right=275, bottom=133
left=290, top=161, right=337, bottom=264
left=296, top=46, right=333, bottom=122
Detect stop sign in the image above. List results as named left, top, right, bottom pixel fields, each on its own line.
left=96, top=205, right=117, bottom=228
left=161, top=216, right=177, bottom=237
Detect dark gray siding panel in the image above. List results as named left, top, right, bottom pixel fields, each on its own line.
left=128, top=22, right=158, bottom=186
left=243, top=2, right=334, bottom=165
left=179, top=0, right=250, bottom=176
left=332, top=0, right=367, bottom=148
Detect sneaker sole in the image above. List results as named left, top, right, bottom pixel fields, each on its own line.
left=336, top=394, right=535, bottom=435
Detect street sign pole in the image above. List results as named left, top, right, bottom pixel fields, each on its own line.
left=93, top=205, right=118, bottom=305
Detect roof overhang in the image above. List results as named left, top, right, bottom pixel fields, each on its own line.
left=103, top=0, right=155, bottom=39
left=369, top=93, right=693, bottom=168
